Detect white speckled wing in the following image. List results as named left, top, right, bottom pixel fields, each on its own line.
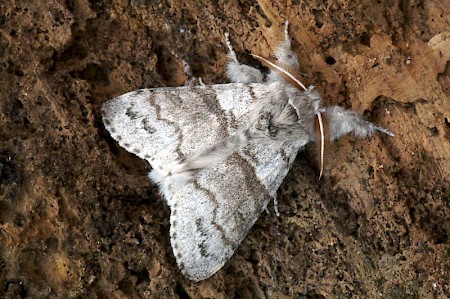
left=102, top=83, right=255, bottom=169
left=102, top=83, right=304, bottom=281
left=169, top=140, right=301, bottom=281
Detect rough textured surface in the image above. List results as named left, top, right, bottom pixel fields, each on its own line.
left=0, top=0, right=449, bottom=298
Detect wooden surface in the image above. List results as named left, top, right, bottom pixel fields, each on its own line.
left=0, top=0, right=449, bottom=297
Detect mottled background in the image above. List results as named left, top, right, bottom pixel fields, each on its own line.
left=0, top=0, right=449, bottom=298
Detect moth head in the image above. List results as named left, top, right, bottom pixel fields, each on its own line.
left=253, top=54, right=330, bottom=178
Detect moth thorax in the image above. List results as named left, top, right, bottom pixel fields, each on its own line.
left=255, top=111, right=278, bottom=137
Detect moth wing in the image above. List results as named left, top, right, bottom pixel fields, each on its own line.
left=102, top=83, right=306, bottom=281
left=168, top=139, right=303, bottom=281
left=102, top=83, right=255, bottom=169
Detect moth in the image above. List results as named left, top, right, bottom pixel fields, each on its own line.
left=102, top=22, right=394, bottom=281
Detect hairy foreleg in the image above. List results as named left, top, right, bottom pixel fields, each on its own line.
left=225, top=33, right=264, bottom=83
left=267, top=21, right=301, bottom=84
left=275, top=21, right=300, bottom=69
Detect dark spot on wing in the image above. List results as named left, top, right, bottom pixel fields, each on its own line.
left=192, top=180, right=233, bottom=247
left=142, top=118, right=156, bottom=134
left=125, top=107, right=139, bottom=119
left=198, top=242, right=209, bottom=257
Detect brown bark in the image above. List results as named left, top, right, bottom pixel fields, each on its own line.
left=0, top=0, right=449, bottom=297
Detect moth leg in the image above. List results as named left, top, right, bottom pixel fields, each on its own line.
left=225, top=32, right=264, bottom=83
left=272, top=195, right=280, bottom=217
left=169, top=49, right=202, bottom=86
left=182, top=58, right=200, bottom=86
left=266, top=21, right=301, bottom=84
left=325, top=106, right=394, bottom=141
left=274, top=21, right=300, bottom=70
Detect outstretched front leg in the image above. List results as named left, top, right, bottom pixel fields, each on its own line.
left=225, top=33, right=264, bottom=83
left=267, top=21, right=301, bottom=84
left=275, top=21, right=300, bottom=69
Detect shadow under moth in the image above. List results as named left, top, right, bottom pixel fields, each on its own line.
left=102, top=22, right=394, bottom=281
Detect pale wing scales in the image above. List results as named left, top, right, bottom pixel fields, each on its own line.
left=103, top=83, right=308, bottom=281
left=169, top=139, right=303, bottom=281
left=102, top=83, right=256, bottom=169
left=241, top=141, right=304, bottom=197
left=102, top=89, right=178, bottom=160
